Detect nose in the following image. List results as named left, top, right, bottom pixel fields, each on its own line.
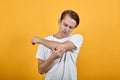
left=65, top=27, right=70, bottom=32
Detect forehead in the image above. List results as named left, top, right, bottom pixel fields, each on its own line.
left=62, top=15, right=77, bottom=27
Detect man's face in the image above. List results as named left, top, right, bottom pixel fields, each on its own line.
left=58, top=15, right=77, bottom=37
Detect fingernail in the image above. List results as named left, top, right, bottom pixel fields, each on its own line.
left=32, top=43, right=35, bottom=45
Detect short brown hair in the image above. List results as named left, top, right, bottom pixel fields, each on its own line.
left=60, top=10, right=80, bottom=27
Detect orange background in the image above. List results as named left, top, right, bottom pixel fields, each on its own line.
left=0, top=0, right=120, bottom=80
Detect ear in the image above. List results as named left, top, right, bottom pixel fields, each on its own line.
left=58, top=19, right=61, bottom=24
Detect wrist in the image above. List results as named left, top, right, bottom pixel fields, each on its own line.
left=38, top=38, right=42, bottom=44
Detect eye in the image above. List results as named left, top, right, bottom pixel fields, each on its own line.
left=69, top=26, right=72, bottom=29
left=69, top=26, right=73, bottom=29
left=63, top=23, right=68, bottom=27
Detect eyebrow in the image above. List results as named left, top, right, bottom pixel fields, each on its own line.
left=63, top=22, right=74, bottom=28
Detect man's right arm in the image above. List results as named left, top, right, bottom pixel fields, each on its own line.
left=38, top=55, right=56, bottom=74
left=38, top=47, right=63, bottom=74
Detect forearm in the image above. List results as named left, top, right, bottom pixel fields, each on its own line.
left=40, top=39, right=75, bottom=51
left=38, top=54, right=56, bottom=74
left=39, top=38, right=61, bottom=50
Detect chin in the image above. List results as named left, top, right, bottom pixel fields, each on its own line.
left=63, top=34, right=69, bottom=37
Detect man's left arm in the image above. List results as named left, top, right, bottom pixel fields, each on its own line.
left=58, top=41, right=76, bottom=51
left=32, top=36, right=75, bottom=52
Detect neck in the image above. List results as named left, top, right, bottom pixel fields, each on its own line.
left=53, top=32, right=69, bottom=39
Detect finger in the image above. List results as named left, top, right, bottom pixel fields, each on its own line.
left=32, top=43, right=35, bottom=45
left=31, top=39, right=34, bottom=45
left=54, top=45, right=59, bottom=51
left=58, top=53, right=62, bottom=58
left=55, top=48, right=62, bottom=53
left=52, top=47, right=55, bottom=52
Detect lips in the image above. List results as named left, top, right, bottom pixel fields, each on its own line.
left=63, top=31, right=67, bottom=34
left=63, top=31, right=69, bottom=35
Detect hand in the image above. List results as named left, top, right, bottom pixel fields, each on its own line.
left=31, top=36, right=41, bottom=45
left=51, top=45, right=66, bottom=59
left=55, top=44, right=66, bottom=53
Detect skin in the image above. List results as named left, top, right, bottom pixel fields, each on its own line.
left=32, top=14, right=77, bottom=74
left=55, top=15, right=77, bottom=38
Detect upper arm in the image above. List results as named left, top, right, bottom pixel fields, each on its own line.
left=62, top=41, right=76, bottom=51
left=62, top=34, right=83, bottom=52
left=68, top=34, right=83, bottom=53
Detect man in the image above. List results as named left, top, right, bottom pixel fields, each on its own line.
left=32, top=10, right=83, bottom=80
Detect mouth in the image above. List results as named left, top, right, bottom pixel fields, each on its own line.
left=63, top=31, right=67, bottom=34
left=63, top=31, right=69, bottom=35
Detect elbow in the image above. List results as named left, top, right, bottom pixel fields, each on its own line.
left=38, top=67, right=48, bottom=74
left=38, top=69, right=44, bottom=74
left=38, top=67, right=45, bottom=74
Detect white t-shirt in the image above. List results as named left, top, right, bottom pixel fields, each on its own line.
left=36, top=34, right=83, bottom=80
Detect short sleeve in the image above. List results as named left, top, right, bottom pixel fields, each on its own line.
left=69, top=34, right=83, bottom=54
left=35, top=36, right=53, bottom=61
left=36, top=44, right=46, bottom=61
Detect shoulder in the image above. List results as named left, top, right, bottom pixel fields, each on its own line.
left=44, top=35, right=53, bottom=40
left=71, top=34, right=83, bottom=40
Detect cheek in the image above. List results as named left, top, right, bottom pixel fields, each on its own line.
left=69, top=28, right=74, bottom=32
left=60, top=24, right=65, bottom=29
left=59, top=25, right=64, bottom=31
